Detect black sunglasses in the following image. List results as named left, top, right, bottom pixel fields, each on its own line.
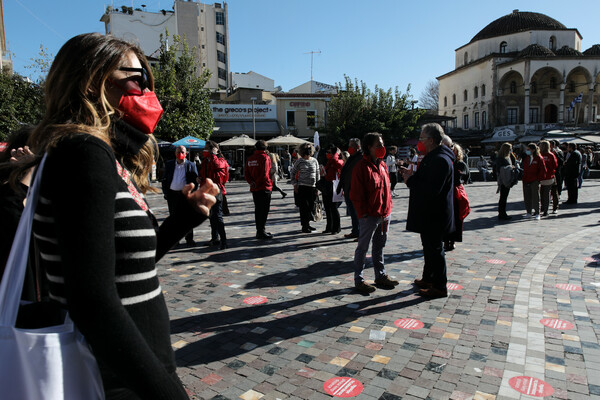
left=118, top=67, right=150, bottom=91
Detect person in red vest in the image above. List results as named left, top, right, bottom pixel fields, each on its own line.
left=198, top=140, right=229, bottom=249
left=245, top=140, right=273, bottom=239
left=350, top=132, right=399, bottom=294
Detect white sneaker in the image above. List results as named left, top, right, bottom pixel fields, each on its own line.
left=534, top=214, right=540, bottom=220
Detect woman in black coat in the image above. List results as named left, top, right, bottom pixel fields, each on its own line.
left=444, top=144, right=469, bottom=251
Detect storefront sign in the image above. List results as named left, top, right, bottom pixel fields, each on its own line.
left=211, top=104, right=276, bottom=120
left=492, top=128, right=517, bottom=139
left=288, top=101, right=312, bottom=108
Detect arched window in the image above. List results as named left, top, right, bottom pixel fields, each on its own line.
left=531, top=81, right=537, bottom=94
left=481, top=84, right=486, bottom=97
left=464, top=90, right=468, bottom=101
left=500, top=41, right=507, bottom=53
left=550, top=77, right=557, bottom=89
left=452, top=94, right=456, bottom=105
left=444, top=96, right=448, bottom=107
left=464, top=52, right=468, bottom=65
left=474, top=86, right=478, bottom=98
left=549, top=36, right=556, bottom=50
left=510, top=81, right=517, bottom=94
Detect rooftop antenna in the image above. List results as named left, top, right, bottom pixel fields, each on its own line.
left=304, top=50, right=321, bottom=81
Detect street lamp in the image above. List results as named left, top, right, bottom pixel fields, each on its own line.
left=251, top=97, right=257, bottom=140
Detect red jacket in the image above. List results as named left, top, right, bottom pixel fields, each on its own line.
left=324, top=153, right=343, bottom=182
left=522, top=154, right=546, bottom=183
left=245, top=150, right=273, bottom=191
left=199, top=154, right=229, bottom=195
left=350, top=155, right=392, bottom=218
left=540, top=151, right=557, bottom=181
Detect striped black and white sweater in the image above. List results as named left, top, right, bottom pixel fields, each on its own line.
left=32, top=133, right=204, bottom=399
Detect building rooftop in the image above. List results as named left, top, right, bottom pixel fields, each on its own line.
left=583, top=44, right=600, bottom=56
left=554, top=45, right=583, bottom=57
left=518, top=44, right=555, bottom=58
left=470, top=10, right=569, bottom=43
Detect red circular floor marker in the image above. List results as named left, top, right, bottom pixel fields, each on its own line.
left=243, top=296, right=268, bottom=305
left=323, top=377, right=363, bottom=397
left=486, top=259, right=506, bottom=264
left=498, top=237, right=515, bottom=241
left=509, top=376, right=554, bottom=397
left=540, top=318, right=574, bottom=330
left=446, top=283, right=463, bottom=290
left=584, top=256, right=600, bottom=262
left=555, top=283, right=582, bottom=291
left=393, top=318, right=424, bottom=330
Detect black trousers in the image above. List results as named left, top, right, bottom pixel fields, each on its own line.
left=209, top=199, right=226, bottom=243
left=297, top=185, right=316, bottom=228
left=498, top=184, right=510, bottom=217
left=389, top=171, right=398, bottom=191
left=322, top=181, right=340, bottom=232
left=565, top=177, right=578, bottom=203
left=420, top=231, right=447, bottom=291
left=252, top=190, right=272, bottom=235
left=166, top=190, right=193, bottom=242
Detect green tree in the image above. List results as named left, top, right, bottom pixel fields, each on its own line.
left=0, top=72, right=45, bottom=141
left=152, top=32, right=214, bottom=142
left=323, top=76, right=424, bottom=147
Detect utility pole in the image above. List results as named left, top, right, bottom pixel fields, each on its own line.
left=304, top=50, right=321, bottom=81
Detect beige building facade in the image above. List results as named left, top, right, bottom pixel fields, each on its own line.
left=101, top=1, right=230, bottom=90
left=438, top=10, right=600, bottom=134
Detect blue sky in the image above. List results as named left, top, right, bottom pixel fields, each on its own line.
left=5, top=0, right=600, bottom=103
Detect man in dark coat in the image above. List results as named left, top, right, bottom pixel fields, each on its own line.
left=245, top=140, right=273, bottom=239
left=336, top=138, right=363, bottom=239
left=563, top=142, right=581, bottom=204
left=162, top=145, right=199, bottom=245
left=401, top=123, right=455, bottom=298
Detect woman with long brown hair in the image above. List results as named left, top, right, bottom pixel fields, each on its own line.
left=15, top=33, right=217, bottom=399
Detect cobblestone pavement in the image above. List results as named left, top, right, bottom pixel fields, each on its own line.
left=147, top=178, right=600, bottom=400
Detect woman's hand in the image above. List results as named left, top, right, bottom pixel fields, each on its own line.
left=10, top=146, right=34, bottom=163
left=182, top=178, right=219, bottom=216
left=400, top=166, right=413, bottom=183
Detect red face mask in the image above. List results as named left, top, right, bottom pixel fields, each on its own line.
left=202, top=150, right=211, bottom=158
left=348, top=147, right=356, bottom=155
left=118, top=91, right=164, bottom=134
left=177, top=152, right=186, bottom=160
left=417, top=141, right=427, bottom=154
left=374, top=147, right=386, bottom=159
left=326, top=153, right=332, bottom=160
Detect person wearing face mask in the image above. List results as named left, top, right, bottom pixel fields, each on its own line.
left=563, top=142, right=582, bottom=204
left=521, top=143, right=546, bottom=220
left=12, top=33, right=219, bottom=399
left=162, top=145, right=200, bottom=245
left=198, top=141, right=229, bottom=249
left=350, top=132, right=398, bottom=294
left=322, top=144, right=344, bottom=234
left=400, top=123, right=455, bottom=299
left=336, top=138, right=363, bottom=239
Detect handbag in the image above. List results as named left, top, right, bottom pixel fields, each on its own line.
left=0, top=154, right=105, bottom=400
left=332, top=174, right=344, bottom=203
left=312, top=191, right=323, bottom=222
left=454, top=184, right=471, bottom=220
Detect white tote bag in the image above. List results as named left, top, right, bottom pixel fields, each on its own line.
left=0, top=154, right=105, bottom=399
left=332, top=174, right=344, bottom=203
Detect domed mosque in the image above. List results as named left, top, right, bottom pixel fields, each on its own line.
left=437, top=10, right=600, bottom=139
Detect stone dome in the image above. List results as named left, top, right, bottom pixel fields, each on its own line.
left=518, top=44, right=555, bottom=58
left=583, top=44, right=600, bottom=56
left=470, top=10, right=568, bottom=43
left=554, top=46, right=582, bottom=56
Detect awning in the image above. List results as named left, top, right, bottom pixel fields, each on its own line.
left=213, top=120, right=281, bottom=138
left=517, top=135, right=544, bottom=143
left=172, top=136, right=206, bottom=149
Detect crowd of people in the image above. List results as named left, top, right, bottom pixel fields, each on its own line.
left=0, top=32, right=597, bottom=399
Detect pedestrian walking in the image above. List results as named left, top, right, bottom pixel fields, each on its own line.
left=290, top=142, right=320, bottom=233
left=322, top=144, right=343, bottom=234
left=401, top=123, right=455, bottom=299
left=337, top=138, right=363, bottom=239
left=563, top=143, right=582, bottom=204
left=444, top=143, right=470, bottom=252
left=269, top=152, right=287, bottom=199
left=550, top=140, right=564, bottom=212
left=539, top=141, right=557, bottom=217
left=350, top=132, right=398, bottom=294
left=163, top=145, right=200, bottom=246
left=18, top=33, right=218, bottom=399
left=385, top=146, right=399, bottom=197
left=199, top=141, right=229, bottom=249
left=495, top=143, right=516, bottom=220
left=245, top=140, right=274, bottom=239
left=477, top=155, right=489, bottom=181
left=521, top=143, right=546, bottom=220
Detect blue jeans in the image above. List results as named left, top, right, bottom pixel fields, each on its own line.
left=354, top=215, right=390, bottom=284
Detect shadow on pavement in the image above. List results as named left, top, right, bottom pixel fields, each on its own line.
left=172, top=287, right=427, bottom=366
